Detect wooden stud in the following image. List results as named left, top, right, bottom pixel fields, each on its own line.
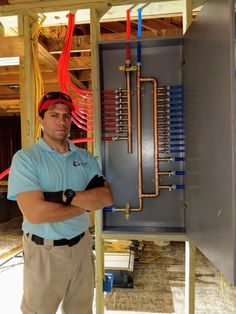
left=182, top=0, right=193, bottom=34
left=185, top=240, right=195, bottom=314
left=18, top=14, right=37, bottom=148
left=90, top=7, right=105, bottom=314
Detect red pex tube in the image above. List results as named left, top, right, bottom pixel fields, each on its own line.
left=71, top=116, right=93, bottom=133
left=101, top=89, right=117, bottom=94
left=72, top=138, right=94, bottom=144
left=0, top=167, right=10, bottom=180
left=75, top=110, right=93, bottom=122
left=126, top=9, right=131, bottom=63
left=74, top=108, right=93, bottom=119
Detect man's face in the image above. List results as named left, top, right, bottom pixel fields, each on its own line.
left=39, top=103, right=72, bottom=142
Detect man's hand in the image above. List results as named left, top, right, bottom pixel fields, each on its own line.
left=43, top=174, right=105, bottom=203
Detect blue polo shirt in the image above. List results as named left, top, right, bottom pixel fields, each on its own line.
left=7, top=138, right=103, bottom=240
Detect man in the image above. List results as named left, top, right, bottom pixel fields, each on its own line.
left=7, top=91, right=113, bottom=314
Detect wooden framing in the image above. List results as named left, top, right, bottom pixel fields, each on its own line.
left=18, top=14, right=37, bottom=148
left=0, top=0, right=205, bottom=16
left=182, top=0, right=193, bottom=33
left=0, top=36, right=24, bottom=57
left=185, top=241, right=196, bottom=314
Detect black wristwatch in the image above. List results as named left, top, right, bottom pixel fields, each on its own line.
left=64, top=189, right=75, bottom=205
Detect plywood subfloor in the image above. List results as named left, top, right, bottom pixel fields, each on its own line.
left=105, top=242, right=236, bottom=314
left=1, top=218, right=236, bottom=313
left=0, top=216, right=22, bottom=259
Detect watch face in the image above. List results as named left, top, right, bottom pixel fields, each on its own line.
left=64, top=189, right=75, bottom=205
left=65, top=189, right=75, bottom=198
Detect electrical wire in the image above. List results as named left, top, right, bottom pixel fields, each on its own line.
left=31, top=14, right=46, bottom=141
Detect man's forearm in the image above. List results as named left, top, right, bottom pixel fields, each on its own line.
left=16, top=190, right=86, bottom=224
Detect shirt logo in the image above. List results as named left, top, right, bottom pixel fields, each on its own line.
left=73, top=161, right=88, bottom=167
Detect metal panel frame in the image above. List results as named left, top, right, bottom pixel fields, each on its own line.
left=100, top=38, right=185, bottom=233
left=184, top=0, right=235, bottom=284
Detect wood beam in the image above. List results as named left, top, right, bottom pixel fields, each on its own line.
left=0, top=0, right=110, bottom=16
left=18, top=14, right=37, bottom=148
left=0, top=65, right=19, bottom=74
left=185, top=241, right=195, bottom=314
left=0, top=36, right=24, bottom=57
left=90, top=7, right=104, bottom=314
left=38, top=42, right=87, bottom=89
left=47, top=28, right=181, bottom=56
left=182, top=0, right=192, bottom=33
left=0, top=98, right=19, bottom=107
left=0, top=1, right=169, bottom=15
left=74, top=70, right=91, bottom=82
left=45, top=35, right=91, bottom=54
left=0, top=1, right=206, bottom=16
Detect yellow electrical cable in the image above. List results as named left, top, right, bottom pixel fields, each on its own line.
left=220, top=273, right=225, bottom=293
left=0, top=235, right=22, bottom=239
left=0, top=246, right=22, bottom=260
left=31, top=14, right=46, bottom=141
left=135, top=248, right=161, bottom=263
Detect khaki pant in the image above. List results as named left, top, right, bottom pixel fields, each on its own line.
left=21, top=231, right=95, bottom=314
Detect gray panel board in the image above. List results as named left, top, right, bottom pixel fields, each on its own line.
left=100, top=39, right=185, bottom=232
left=184, top=0, right=235, bottom=284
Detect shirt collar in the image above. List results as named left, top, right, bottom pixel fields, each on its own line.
left=37, top=138, right=77, bottom=153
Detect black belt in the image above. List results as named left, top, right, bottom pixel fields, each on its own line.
left=28, top=232, right=85, bottom=247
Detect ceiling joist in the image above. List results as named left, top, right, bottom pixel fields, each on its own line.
left=0, top=0, right=206, bottom=17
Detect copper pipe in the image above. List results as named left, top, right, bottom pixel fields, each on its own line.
left=136, top=65, right=143, bottom=210
left=159, top=171, right=173, bottom=176
left=120, top=69, right=159, bottom=212
left=158, top=157, right=172, bottom=162
left=160, top=185, right=174, bottom=191
left=111, top=136, right=128, bottom=141
left=115, top=66, right=143, bottom=214
left=158, top=127, right=170, bottom=131
left=158, top=109, right=170, bottom=114
left=126, top=65, right=133, bottom=154
left=115, top=68, right=160, bottom=215
left=140, top=76, right=159, bottom=198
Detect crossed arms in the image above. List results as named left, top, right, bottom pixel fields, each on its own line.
left=16, top=180, right=113, bottom=224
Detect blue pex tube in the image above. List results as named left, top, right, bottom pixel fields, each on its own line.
left=169, top=132, right=184, bottom=136
left=172, top=171, right=185, bottom=176
left=169, top=138, right=185, bottom=142
left=159, top=90, right=183, bottom=96
left=169, top=114, right=184, bottom=119
left=169, top=108, right=184, bottom=113
left=137, top=42, right=141, bottom=64
left=170, top=149, right=185, bottom=153
left=172, top=184, right=185, bottom=190
left=158, top=85, right=183, bottom=91
left=169, top=143, right=185, bottom=148
left=168, top=120, right=184, bottom=125
left=103, top=206, right=116, bottom=212
left=169, top=85, right=183, bottom=90
left=173, top=157, right=185, bottom=161
left=158, top=97, right=184, bottom=102
left=137, top=8, right=142, bottom=39
left=169, top=126, right=184, bottom=131
left=159, top=103, right=184, bottom=108
left=137, top=8, right=142, bottom=65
